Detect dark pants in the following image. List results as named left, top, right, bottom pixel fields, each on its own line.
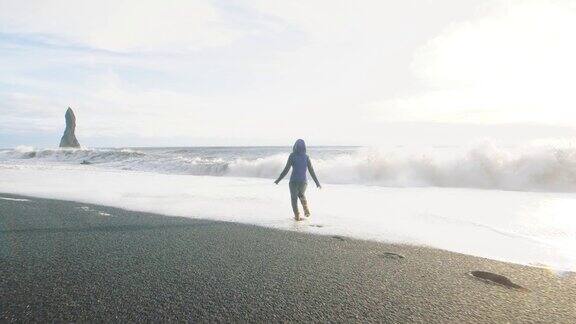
left=289, top=181, right=309, bottom=216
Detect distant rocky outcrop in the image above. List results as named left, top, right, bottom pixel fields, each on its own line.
left=59, top=107, right=81, bottom=148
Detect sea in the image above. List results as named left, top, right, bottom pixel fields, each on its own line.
left=1, top=142, right=575, bottom=272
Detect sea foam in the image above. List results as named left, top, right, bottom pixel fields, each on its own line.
left=2, top=141, right=576, bottom=192
left=0, top=165, right=575, bottom=271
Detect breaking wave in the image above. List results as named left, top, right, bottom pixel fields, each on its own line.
left=2, top=142, right=576, bottom=192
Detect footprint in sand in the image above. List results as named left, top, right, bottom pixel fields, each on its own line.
left=331, top=235, right=346, bottom=241
left=469, top=271, right=528, bottom=291
left=380, top=252, right=405, bottom=260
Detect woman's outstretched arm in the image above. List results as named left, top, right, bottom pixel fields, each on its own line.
left=274, top=154, right=292, bottom=184
left=307, top=157, right=321, bottom=188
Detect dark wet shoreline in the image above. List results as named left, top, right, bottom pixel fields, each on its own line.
left=1, top=193, right=575, bottom=322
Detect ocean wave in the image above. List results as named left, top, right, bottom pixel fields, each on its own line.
left=5, top=146, right=146, bottom=161
left=2, top=143, right=576, bottom=192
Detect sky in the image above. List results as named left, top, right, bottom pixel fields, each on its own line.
left=1, top=0, right=576, bottom=148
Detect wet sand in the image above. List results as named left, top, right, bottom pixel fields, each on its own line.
left=1, top=193, right=574, bottom=322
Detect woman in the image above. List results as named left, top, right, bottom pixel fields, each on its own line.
left=274, top=139, right=321, bottom=220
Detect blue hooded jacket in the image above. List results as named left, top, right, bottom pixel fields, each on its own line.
left=275, top=139, right=321, bottom=186
left=290, top=139, right=308, bottom=182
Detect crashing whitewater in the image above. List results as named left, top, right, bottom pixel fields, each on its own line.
left=1, top=142, right=576, bottom=271
left=2, top=141, right=576, bottom=192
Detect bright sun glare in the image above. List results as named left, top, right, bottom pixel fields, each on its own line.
left=373, top=1, right=576, bottom=125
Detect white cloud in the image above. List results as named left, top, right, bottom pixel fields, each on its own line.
left=0, top=0, right=240, bottom=51
left=3, top=0, right=575, bottom=147
left=0, top=71, right=209, bottom=136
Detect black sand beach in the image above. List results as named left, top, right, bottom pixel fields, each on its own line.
left=1, top=193, right=575, bottom=322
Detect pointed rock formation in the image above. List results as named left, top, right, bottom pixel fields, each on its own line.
left=59, top=107, right=81, bottom=148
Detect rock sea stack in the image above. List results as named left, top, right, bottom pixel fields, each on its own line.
left=59, top=107, right=81, bottom=148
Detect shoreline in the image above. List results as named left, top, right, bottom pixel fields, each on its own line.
left=2, top=166, right=574, bottom=271
left=1, top=193, right=575, bottom=322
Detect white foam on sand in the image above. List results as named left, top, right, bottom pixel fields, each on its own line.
left=1, top=164, right=575, bottom=271
left=76, top=206, right=112, bottom=217
left=0, top=196, right=31, bottom=202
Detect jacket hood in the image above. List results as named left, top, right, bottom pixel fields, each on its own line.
left=292, top=139, right=306, bottom=154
